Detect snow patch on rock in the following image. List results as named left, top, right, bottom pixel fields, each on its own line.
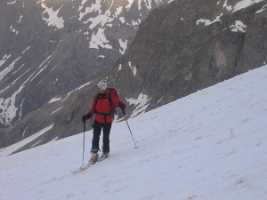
left=118, top=38, right=128, bottom=55
left=49, top=97, right=62, bottom=104
left=0, top=56, right=21, bottom=81
left=63, top=81, right=92, bottom=101
left=196, top=14, right=223, bottom=26
left=256, top=3, right=267, bottom=14
left=0, top=74, right=26, bottom=125
left=98, top=55, right=106, bottom=58
left=230, top=20, right=247, bottom=33
left=29, top=54, right=53, bottom=82
left=222, top=0, right=233, bottom=11
left=6, top=0, right=17, bottom=5
left=119, top=17, right=126, bottom=23
left=17, top=15, right=23, bottom=23
left=0, top=54, right=11, bottom=68
left=21, top=46, right=31, bottom=55
left=9, top=25, right=19, bottom=35
left=0, top=54, right=54, bottom=125
left=41, top=1, right=64, bottom=29
left=126, top=0, right=135, bottom=10
left=51, top=107, right=63, bottom=115
left=233, top=0, right=264, bottom=12
left=118, top=64, right=122, bottom=71
left=90, top=28, right=112, bottom=49
left=79, top=0, right=102, bottom=21
left=131, top=18, right=142, bottom=26
left=127, top=93, right=151, bottom=117
left=128, top=61, right=137, bottom=76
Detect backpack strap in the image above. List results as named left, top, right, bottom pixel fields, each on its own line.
left=107, top=88, right=114, bottom=107
left=107, top=88, right=116, bottom=115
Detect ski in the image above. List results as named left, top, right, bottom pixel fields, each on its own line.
left=72, top=163, right=91, bottom=174
left=72, top=156, right=109, bottom=174
left=98, top=154, right=109, bottom=162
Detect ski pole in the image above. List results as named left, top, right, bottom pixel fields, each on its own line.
left=125, top=120, right=138, bottom=149
left=81, top=121, right=86, bottom=167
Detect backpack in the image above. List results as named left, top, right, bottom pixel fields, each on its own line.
left=94, top=88, right=118, bottom=116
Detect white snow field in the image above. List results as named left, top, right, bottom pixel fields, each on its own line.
left=1, top=65, right=267, bottom=200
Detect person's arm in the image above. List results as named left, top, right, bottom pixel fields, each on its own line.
left=82, top=96, right=96, bottom=122
left=118, top=101, right=126, bottom=115
left=111, top=90, right=126, bottom=115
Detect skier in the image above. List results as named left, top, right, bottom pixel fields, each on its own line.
left=82, top=80, right=126, bottom=164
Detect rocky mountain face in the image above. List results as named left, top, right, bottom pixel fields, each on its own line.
left=1, top=0, right=267, bottom=153
left=0, top=0, right=169, bottom=148
left=111, top=0, right=267, bottom=111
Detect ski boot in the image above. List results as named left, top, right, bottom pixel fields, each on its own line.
left=89, top=153, right=98, bottom=164
left=99, top=153, right=109, bottom=161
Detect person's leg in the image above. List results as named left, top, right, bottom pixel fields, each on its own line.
left=102, top=123, right=112, bottom=155
left=91, top=122, right=102, bottom=153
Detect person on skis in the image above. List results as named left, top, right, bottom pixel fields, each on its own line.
left=82, top=80, right=126, bottom=164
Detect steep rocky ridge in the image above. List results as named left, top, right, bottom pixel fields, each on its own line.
left=111, top=0, right=267, bottom=110
left=0, top=0, right=169, bottom=147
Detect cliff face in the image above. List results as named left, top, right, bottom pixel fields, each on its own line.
left=111, top=0, right=267, bottom=111
left=0, top=0, right=168, bottom=148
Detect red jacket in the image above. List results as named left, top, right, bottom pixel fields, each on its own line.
left=89, top=88, right=125, bottom=123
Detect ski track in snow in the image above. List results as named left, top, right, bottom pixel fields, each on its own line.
left=1, top=65, right=267, bottom=199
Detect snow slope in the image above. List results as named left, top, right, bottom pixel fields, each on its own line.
left=1, top=65, right=267, bottom=200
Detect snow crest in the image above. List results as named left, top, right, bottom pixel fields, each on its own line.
left=233, top=0, right=265, bottom=12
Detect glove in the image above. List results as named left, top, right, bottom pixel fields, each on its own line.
left=82, top=113, right=92, bottom=122
left=122, top=107, right=126, bottom=116
left=120, top=104, right=126, bottom=116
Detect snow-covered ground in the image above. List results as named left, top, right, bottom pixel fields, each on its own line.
left=1, top=65, right=267, bottom=200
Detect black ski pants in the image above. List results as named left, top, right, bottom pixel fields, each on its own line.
left=91, top=122, right=112, bottom=154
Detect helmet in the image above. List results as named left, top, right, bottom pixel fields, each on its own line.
left=97, top=80, right=108, bottom=91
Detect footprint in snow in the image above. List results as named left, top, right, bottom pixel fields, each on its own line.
left=241, top=118, right=251, bottom=123
left=66, top=193, right=75, bottom=199
left=186, top=194, right=198, bottom=200
left=194, top=136, right=203, bottom=141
